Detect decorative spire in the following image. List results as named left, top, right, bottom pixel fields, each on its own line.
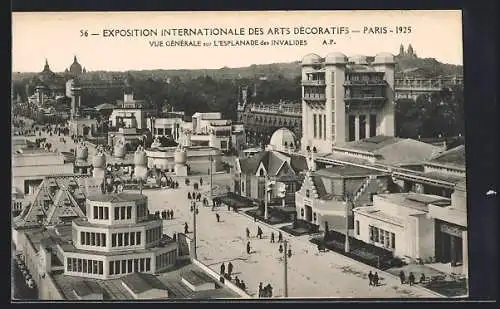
left=74, top=55, right=78, bottom=63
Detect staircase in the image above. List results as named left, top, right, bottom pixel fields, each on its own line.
left=353, top=175, right=377, bottom=202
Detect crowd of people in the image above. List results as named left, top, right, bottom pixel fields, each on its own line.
left=154, top=209, right=175, bottom=220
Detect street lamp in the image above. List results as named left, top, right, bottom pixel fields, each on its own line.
left=278, top=240, right=293, bottom=298
left=190, top=200, right=200, bottom=259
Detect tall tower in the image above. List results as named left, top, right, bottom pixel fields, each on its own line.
left=372, top=53, right=396, bottom=136
left=92, top=146, right=107, bottom=183
left=70, top=82, right=82, bottom=119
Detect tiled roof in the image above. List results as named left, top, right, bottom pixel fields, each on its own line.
left=314, top=165, right=381, bottom=177
left=343, top=135, right=402, bottom=151
left=427, top=145, right=466, bottom=168
left=73, top=280, right=104, bottom=297
left=122, top=273, right=168, bottom=294
left=86, top=193, right=147, bottom=203
left=290, top=154, right=308, bottom=172
left=14, top=175, right=98, bottom=229
left=238, top=151, right=289, bottom=177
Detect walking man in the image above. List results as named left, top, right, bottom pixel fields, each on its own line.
left=373, top=272, right=379, bottom=287
left=408, top=272, right=415, bottom=286
left=184, top=222, right=189, bottom=234
left=170, top=209, right=174, bottom=219
left=246, top=227, right=250, bottom=238
left=246, top=241, right=251, bottom=254
left=258, top=282, right=263, bottom=298
left=216, top=213, right=220, bottom=222
left=399, top=270, right=406, bottom=284
left=270, top=232, right=275, bottom=243
left=200, top=177, right=203, bottom=186
left=278, top=231, right=283, bottom=243
left=227, top=262, right=233, bottom=276
left=368, top=271, right=374, bottom=286
left=257, top=226, right=263, bottom=239
left=220, top=262, right=225, bottom=276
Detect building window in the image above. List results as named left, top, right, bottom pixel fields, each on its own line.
left=120, top=207, right=126, bottom=220
left=318, top=115, right=322, bottom=139
left=102, top=234, right=106, bottom=247
left=124, top=232, right=129, bottom=246
left=369, top=114, right=377, bottom=137
left=146, top=258, right=151, bottom=271
left=80, top=232, right=85, bottom=245
left=355, top=220, right=360, bottom=235
left=348, top=115, right=356, bottom=141
left=98, top=207, right=104, bottom=219
left=221, top=140, right=228, bottom=149
left=359, top=115, right=366, bottom=140
left=127, top=206, right=132, bottom=219
left=140, top=258, right=145, bottom=272
left=115, top=260, right=121, bottom=274
left=323, top=115, right=327, bottom=140
left=130, top=232, right=135, bottom=245
left=313, top=114, right=317, bottom=138
left=91, top=233, right=96, bottom=246
left=136, top=232, right=142, bottom=245
left=391, top=233, right=396, bottom=249
left=109, top=261, right=114, bottom=275
left=118, top=233, right=123, bottom=246
left=112, top=234, right=117, bottom=247
left=301, top=208, right=304, bottom=217
left=98, top=261, right=103, bottom=275
left=305, top=190, right=310, bottom=198
left=93, top=206, right=98, bottom=219
left=121, top=260, right=127, bottom=273
left=313, top=213, right=317, bottom=222
left=134, top=259, right=139, bottom=272
left=128, top=259, right=133, bottom=273
left=104, top=207, right=109, bottom=219
left=67, top=258, right=72, bottom=272
left=114, top=207, right=120, bottom=220
left=95, top=233, right=101, bottom=246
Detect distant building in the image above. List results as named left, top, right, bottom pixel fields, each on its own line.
left=180, top=112, right=246, bottom=153
left=301, top=52, right=396, bottom=153
left=12, top=149, right=74, bottom=214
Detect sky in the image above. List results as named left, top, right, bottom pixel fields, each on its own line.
left=12, top=10, right=463, bottom=72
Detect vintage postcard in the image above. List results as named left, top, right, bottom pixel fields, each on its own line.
left=11, top=10, right=467, bottom=300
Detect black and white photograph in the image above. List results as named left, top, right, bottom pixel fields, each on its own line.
left=11, top=10, right=472, bottom=300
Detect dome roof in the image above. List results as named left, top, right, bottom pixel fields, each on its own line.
left=70, top=56, right=83, bottom=75
left=373, top=52, right=395, bottom=64
left=348, top=54, right=368, bottom=65
left=325, top=52, right=347, bottom=65
left=269, top=127, right=297, bottom=151
left=301, top=53, right=322, bottom=66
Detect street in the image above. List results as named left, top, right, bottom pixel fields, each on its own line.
left=132, top=176, right=440, bottom=298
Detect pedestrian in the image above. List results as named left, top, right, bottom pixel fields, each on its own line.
left=188, top=192, right=192, bottom=200
left=184, top=222, right=189, bottom=234
left=258, top=282, right=263, bottom=298
left=257, top=226, right=263, bottom=239
left=373, top=272, right=379, bottom=287
left=246, top=241, right=251, bottom=254
left=420, top=273, right=426, bottom=284
left=216, top=213, right=220, bottom=222
left=227, top=203, right=230, bottom=211
left=267, top=284, right=273, bottom=297
left=200, top=177, right=203, bottom=186
left=399, top=270, right=406, bottom=284
left=408, top=272, right=415, bottom=286
left=246, top=227, right=250, bottom=238
left=240, top=280, right=246, bottom=291
left=227, top=262, right=233, bottom=276
left=220, top=262, right=225, bottom=275
left=170, top=209, right=174, bottom=219
left=270, top=232, right=275, bottom=243
left=278, top=231, right=283, bottom=243
left=368, top=271, right=374, bottom=286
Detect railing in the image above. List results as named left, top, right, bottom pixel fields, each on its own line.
left=303, top=94, right=326, bottom=101
left=344, top=96, right=386, bottom=101
left=250, top=106, right=302, bottom=116
left=344, top=80, right=387, bottom=86
left=302, top=80, right=326, bottom=86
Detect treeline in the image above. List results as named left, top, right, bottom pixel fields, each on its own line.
left=395, top=85, right=464, bottom=138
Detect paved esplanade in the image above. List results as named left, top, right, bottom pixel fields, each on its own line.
left=133, top=175, right=440, bottom=298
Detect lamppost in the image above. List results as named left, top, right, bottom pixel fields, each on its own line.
left=190, top=200, right=200, bottom=259
left=209, top=154, right=213, bottom=201
left=278, top=240, right=293, bottom=298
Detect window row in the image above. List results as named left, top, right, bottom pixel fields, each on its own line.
left=112, top=231, right=142, bottom=247
left=146, top=226, right=162, bottom=244
left=80, top=232, right=107, bottom=247
left=114, top=206, right=133, bottom=220
left=369, top=225, right=396, bottom=249
left=93, top=206, right=109, bottom=220
left=155, top=250, right=176, bottom=269
left=312, top=114, right=327, bottom=140
left=109, top=257, right=151, bottom=275
left=67, top=258, right=104, bottom=275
